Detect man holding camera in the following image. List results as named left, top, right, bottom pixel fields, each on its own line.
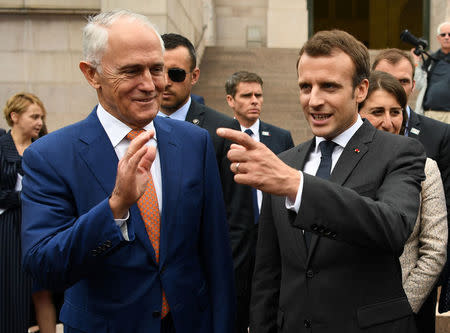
left=413, top=22, right=450, bottom=123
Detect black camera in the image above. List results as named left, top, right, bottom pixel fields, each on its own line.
left=400, top=30, right=428, bottom=55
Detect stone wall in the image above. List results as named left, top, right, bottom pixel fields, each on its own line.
left=0, top=0, right=206, bottom=132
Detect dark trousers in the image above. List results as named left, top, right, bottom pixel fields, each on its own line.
left=415, top=285, right=437, bottom=333
left=161, top=312, right=176, bottom=333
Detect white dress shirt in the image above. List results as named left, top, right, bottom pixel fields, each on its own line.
left=97, top=103, right=162, bottom=240
left=157, top=97, right=192, bottom=121
left=286, top=115, right=364, bottom=213
left=241, top=119, right=262, bottom=212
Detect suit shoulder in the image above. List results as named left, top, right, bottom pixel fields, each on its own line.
left=199, top=104, right=235, bottom=126
left=374, top=128, right=425, bottom=155
left=260, top=121, right=291, bottom=136
left=418, top=113, right=450, bottom=137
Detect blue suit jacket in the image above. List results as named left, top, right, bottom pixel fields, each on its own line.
left=21, top=109, right=235, bottom=333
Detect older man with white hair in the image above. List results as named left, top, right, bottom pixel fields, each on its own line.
left=414, top=21, right=450, bottom=123
left=20, top=9, right=235, bottom=333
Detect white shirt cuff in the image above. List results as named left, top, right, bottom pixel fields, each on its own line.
left=115, top=211, right=130, bottom=241
left=285, top=170, right=304, bottom=213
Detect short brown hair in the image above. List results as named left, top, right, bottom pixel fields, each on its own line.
left=225, top=71, right=263, bottom=97
left=359, top=71, right=408, bottom=135
left=297, top=30, right=370, bottom=89
left=372, top=48, right=415, bottom=78
left=3, top=92, right=46, bottom=127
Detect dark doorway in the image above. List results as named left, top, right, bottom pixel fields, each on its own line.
left=313, top=0, right=425, bottom=50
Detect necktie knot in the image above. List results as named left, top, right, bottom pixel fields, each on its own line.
left=126, top=129, right=145, bottom=141
left=244, top=129, right=254, bottom=136
left=319, top=140, right=336, bottom=157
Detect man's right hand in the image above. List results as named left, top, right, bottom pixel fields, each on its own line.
left=109, top=130, right=156, bottom=219
left=217, top=127, right=300, bottom=200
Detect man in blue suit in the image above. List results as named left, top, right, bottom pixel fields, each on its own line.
left=21, top=9, right=235, bottom=333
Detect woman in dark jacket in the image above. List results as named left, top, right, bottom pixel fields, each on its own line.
left=0, top=92, right=45, bottom=332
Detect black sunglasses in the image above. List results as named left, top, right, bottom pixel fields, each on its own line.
left=168, top=68, right=189, bottom=82
left=439, top=32, right=450, bottom=37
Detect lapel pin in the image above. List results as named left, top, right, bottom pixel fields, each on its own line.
left=262, top=131, right=270, bottom=136
left=410, top=128, right=420, bottom=135
left=354, top=148, right=360, bottom=153
left=192, top=119, right=200, bottom=125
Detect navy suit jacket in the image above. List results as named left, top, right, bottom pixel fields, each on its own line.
left=21, top=109, right=235, bottom=333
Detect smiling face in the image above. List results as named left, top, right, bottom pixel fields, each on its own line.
left=297, top=50, right=368, bottom=140
left=161, top=46, right=199, bottom=114
left=226, top=81, right=263, bottom=128
left=81, top=17, right=165, bottom=128
left=359, top=89, right=403, bottom=135
left=11, top=103, right=44, bottom=139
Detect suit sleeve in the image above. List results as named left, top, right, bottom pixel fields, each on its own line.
left=249, top=193, right=281, bottom=333
left=403, top=159, right=447, bottom=312
left=294, top=137, right=426, bottom=256
left=199, top=133, right=236, bottom=333
left=21, top=146, right=126, bottom=290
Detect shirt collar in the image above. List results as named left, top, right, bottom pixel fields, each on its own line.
left=96, top=103, right=157, bottom=148
left=314, top=115, right=363, bottom=152
left=157, top=97, right=191, bottom=121
left=240, top=118, right=260, bottom=134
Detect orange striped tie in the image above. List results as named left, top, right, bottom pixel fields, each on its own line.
left=126, top=129, right=169, bottom=318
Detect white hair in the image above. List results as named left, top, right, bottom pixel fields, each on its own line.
left=82, top=9, right=165, bottom=71
left=437, top=21, right=450, bottom=35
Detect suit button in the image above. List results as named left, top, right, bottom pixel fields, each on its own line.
left=306, top=269, right=314, bottom=278
left=318, top=226, right=325, bottom=234
left=311, top=224, right=318, bottom=231
left=105, top=240, right=112, bottom=246
left=91, top=249, right=98, bottom=256
left=331, top=232, right=337, bottom=238
left=152, top=311, right=160, bottom=318
left=304, top=319, right=311, bottom=328
left=324, top=229, right=331, bottom=236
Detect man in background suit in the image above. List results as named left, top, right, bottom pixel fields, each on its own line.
left=21, top=10, right=235, bottom=333
left=225, top=70, right=294, bottom=333
left=218, top=30, right=425, bottom=332
left=372, top=48, right=450, bottom=331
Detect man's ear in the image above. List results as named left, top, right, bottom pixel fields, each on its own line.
left=79, top=61, right=101, bottom=89
left=226, top=95, right=235, bottom=108
left=190, top=67, right=200, bottom=86
left=355, top=78, right=369, bottom=103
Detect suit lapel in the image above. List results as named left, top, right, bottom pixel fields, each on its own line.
left=329, top=120, right=374, bottom=186
left=77, top=110, right=118, bottom=196
left=153, top=117, right=181, bottom=267
left=259, top=121, right=272, bottom=148
left=407, top=109, right=421, bottom=139
left=185, top=100, right=205, bottom=127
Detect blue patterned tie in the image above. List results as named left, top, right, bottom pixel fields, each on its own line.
left=305, top=140, right=337, bottom=248
left=244, top=129, right=260, bottom=224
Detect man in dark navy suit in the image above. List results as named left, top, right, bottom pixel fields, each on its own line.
left=225, top=71, right=294, bottom=333
left=21, top=10, right=235, bottom=333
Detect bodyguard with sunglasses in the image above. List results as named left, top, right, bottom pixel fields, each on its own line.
left=158, top=33, right=240, bottom=167
left=414, top=21, right=450, bottom=123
